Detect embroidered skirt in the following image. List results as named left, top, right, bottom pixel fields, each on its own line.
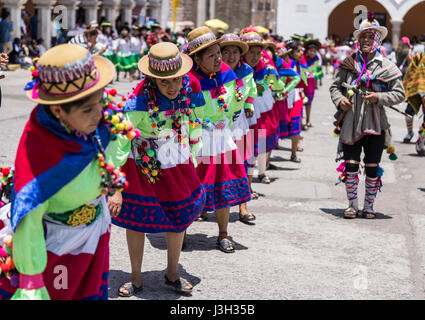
left=112, top=135, right=205, bottom=233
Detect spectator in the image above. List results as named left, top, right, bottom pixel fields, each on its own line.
left=0, top=52, right=9, bottom=108
left=29, top=11, right=38, bottom=40
left=28, top=39, right=40, bottom=58
left=412, top=34, right=425, bottom=56
left=37, top=38, right=47, bottom=56
left=9, top=38, right=31, bottom=68
left=0, top=10, right=14, bottom=54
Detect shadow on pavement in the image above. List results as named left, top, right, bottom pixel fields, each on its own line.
left=319, top=208, right=393, bottom=219
left=108, top=265, right=201, bottom=300
left=419, top=188, right=425, bottom=192
left=146, top=230, right=249, bottom=252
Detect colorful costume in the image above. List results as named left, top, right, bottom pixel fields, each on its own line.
left=275, top=56, right=302, bottom=139
left=330, top=16, right=405, bottom=217
left=96, top=33, right=117, bottom=67
left=110, top=74, right=206, bottom=233
left=115, top=38, right=135, bottom=72
left=130, top=35, right=143, bottom=69
left=247, top=51, right=284, bottom=161
left=190, top=62, right=251, bottom=211
left=0, top=106, right=114, bottom=300
left=231, top=61, right=257, bottom=164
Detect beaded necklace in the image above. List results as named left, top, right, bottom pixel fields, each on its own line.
left=93, top=89, right=140, bottom=195
left=133, top=76, right=201, bottom=184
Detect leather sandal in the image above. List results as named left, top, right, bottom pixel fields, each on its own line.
left=118, top=282, right=143, bottom=297
left=217, top=236, right=235, bottom=253
left=239, top=212, right=256, bottom=225
left=164, top=274, right=193, bottom=294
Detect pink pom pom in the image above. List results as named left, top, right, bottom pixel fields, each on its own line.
left=336, top=162, right=346, bottom=173
left=0, top=247, right=7, bottom=258
left=133, top=129, right=141, bottom=138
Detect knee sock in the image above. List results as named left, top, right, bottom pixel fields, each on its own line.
left=345, top=172, right=359, bottom=210
left=364, top=176, right=379, bottom=212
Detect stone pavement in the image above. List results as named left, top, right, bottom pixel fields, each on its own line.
left=1, top=68, right=425, bottom=300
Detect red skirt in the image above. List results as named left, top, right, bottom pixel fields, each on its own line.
left=196, top=149, right=251, bottom=211
left=112, top=159, right=206, bottom=233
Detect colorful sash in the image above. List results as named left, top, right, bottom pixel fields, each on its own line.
left=11, top=106, right=110, bottom=231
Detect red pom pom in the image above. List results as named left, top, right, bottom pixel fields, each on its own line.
left=0, top=262, right=11, bottom=273
left=1, top=168, right=10, bottom=176
left=110, top=88, right=117, bottom=96
left=0, top=220, right=4, bottom=231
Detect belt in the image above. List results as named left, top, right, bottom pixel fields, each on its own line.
left=47, top=200, right=102, bottom=227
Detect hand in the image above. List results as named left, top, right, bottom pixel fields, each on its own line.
left=108, top=191, right=123, bottom=218
left=0, top=53, right=9, bottom=68
left=364, top=91, right=379, bottom=104
left=256, top=84, right=264, bottom=95
left=339, top=97, right=352, bottom=112
left=245, top=109, right=254, bottom=119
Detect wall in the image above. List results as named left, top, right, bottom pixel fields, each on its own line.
left=328, top=0, right=393, bottom=42
left=400, top=0, right=425, bottom=39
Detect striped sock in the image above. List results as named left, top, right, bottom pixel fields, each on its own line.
left=364, top=176, right=379, bottom=212
left=345, top=172, right=359, bottom=210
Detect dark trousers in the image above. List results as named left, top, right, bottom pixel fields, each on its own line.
left=343, top=132, right=386, bottom=177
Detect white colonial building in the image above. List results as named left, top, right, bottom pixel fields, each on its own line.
left=276, top=0, right=425, bottom=47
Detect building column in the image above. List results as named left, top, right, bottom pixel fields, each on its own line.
left=391, top=19, right=403, bottom=49
left=79, top=0, right=99, bottom=26
left=121, top=0, right=136, bottom=26
left=102, top=0, right=121, bottom=29
left=2, top=0, right=28, bottom=39
left=57, top=0, right=80, bottom=30
left=134, top=0, right=147, bottom=23
left=209, top=0, right=215, bottom=20
left=197, top=0, right=207, bottom=27
left=32, top=0, right=56, bottom=48
left=160, top=0, right=169, bottom=28
left=148, top=0, right=161, bottom=22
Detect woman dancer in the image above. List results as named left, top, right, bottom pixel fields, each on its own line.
left=108, top=42, right=206, bottom=296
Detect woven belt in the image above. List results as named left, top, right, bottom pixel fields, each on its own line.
left=47, top=202, right=102, bottom=227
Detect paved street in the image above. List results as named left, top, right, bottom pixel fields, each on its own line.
left=1, top=68, right=425, bottom=300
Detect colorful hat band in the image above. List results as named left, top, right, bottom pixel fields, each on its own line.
left=240, top=33, right=263, bottom=44
left=38, top=54, right=96, bottom=83
left=148, top=53, right=183, bottom=76
left=221, top=34, right=241, bottom=42
left=188, top=32, right=217, bottom=52
left=39, top=69, right=100, bottom=97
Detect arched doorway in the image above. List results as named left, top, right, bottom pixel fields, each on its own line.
left=328, top=0, right=392, bottom=44
left=400, top=1, right=425, bottom=41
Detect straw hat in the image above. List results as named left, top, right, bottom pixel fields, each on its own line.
left=353, top=13, right=388, bottom=40
left=186, top=26, right=222, bottom=56
left=138, top=42, right=193, bottom=79
left=263, top=40, right=277, bottom=52
left=26, top=44, right=115, bottom=105
left=240, top=31, right=266, bottom=49
left=219, top=33, right=249, bottom=55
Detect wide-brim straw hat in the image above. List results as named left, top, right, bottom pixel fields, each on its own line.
left=263, top=41, right=277, bottom=52
left=240, top=32, right=267, bottom=49
left=187, top=26, right=223, bottom=56
left=138, top=42, right=193, bottom=79
left=219, top=33, right=249, bottom=55
left=353, top=17, right=388, bottom=40
left=26, top=44, right=115, bottom=105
